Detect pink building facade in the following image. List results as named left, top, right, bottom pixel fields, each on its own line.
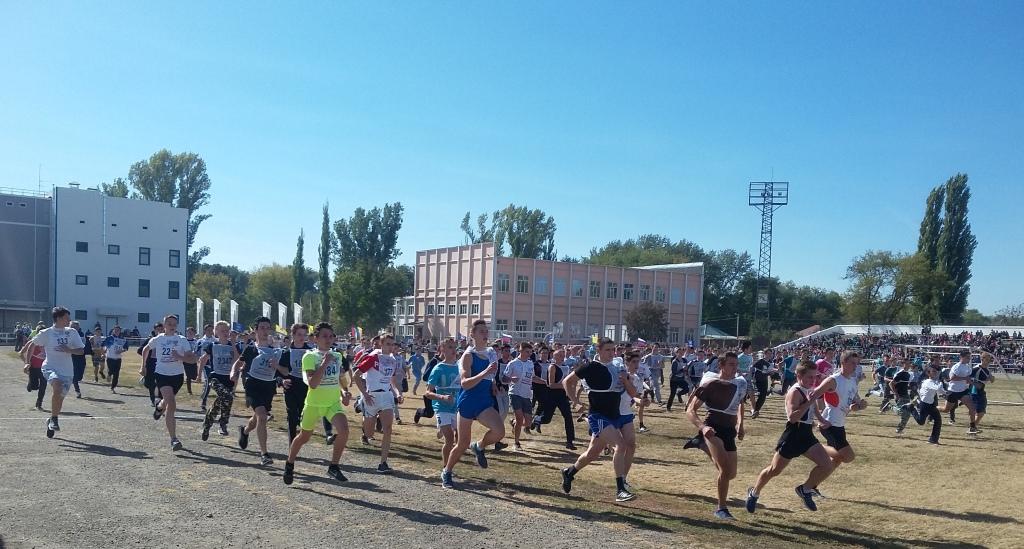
left=414, top=243, right=703, bottom=345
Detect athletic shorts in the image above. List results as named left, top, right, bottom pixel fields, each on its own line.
left=704, top=415, right=738, bottom=452
left=776, top=423, right=819, bottom=460
left=91, top=354, right=103, bottom=366
left=436, top=411, right=456, bottom=430
left=362, top=390, right=396, bottom=418
left=300, top=401, right=344, bottom=431
left=587, top=412, right=618, bottom=437
left=42, top=368, right=72, bottom=396
left=972, top=392, right=988, bottom=414
left=510, top=394, right=533, bottom=412
left=946, top=389, right=970, bottom=404
left=183, top=363, right=199, bottom=381
left=615, top=413, right=635, bottom=429
left=156, top=373, right=184, bottom=394
left=244, top=377, right=277, bottom=411
left=457, top=392, right=496, bottom=420
left=821, top=425, right=849, bottom=451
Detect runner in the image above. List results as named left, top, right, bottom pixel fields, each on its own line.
left=504, top=341, right=536, bottom=451
left=807, top=350, right=867, bottom=491
left=145, top=314, right=197, bottom=451
left=20, top=333, right=48, bottom=409
left=138, top=323, right=163, bottom=406
left=683, top=352, right=747, bottom=519
left=353, top=333, right=403, bottom=473
left=970, top=352, right=995, bottom=433
left=539, top=348, right=577, bottom=450
left=559, top=337, right=636, bottom=503
left=906, top=364, right=944, bottom=444
left=235, top=316, right=283, bottom=466
left=424, top=338, right=460, bottom=468
left=89, top=327, right=106, bottom=382
left=278, top=323, right=335, bottom=444
left=492, top=342, right=512, bottom=452
left=283, top=322, right=352, bottom=485
left=102, top=326, right=129, bottom=393
left=616, top=352, right=643, bottom=487
left=198, top=321, right=240, bottom=439
left=413, top=352, right=440, bottom=424
left=410, top=348, right=426, bottom=395
left=879, top=358, right=900, bottom=413
left=750, top=350, right=773, bottom=418
left=686, top=349, right=707, bottom=407
left=941, top=350, right=977, bottom=433
left=197, top=323, right=215, bottom=411
left=70, top=321, right=89, bottom=399
left=634, top=351, right=654, bottom=433
left=642, top=344, right=666, bottom=405
left=746, top=360, right=833, bottom=513
left=666, top=347, right=689, bottom=411
left=892, top=358, right=916, bottom=435
left=182, top=327, right=200, bottom=396
left=441, top=320, right=505, bottom=489
left=25, top=307, right=85, bottom=438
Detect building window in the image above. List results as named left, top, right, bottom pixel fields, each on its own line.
left=169, top=249, right=180, bottom=268
left=623, top=283, right=634, bottom=301
left=169, top=281, right=180, bottom=300
left=516, top=275, right=529, bottom=294
left=459, top=304, right=468, bottom=315
left=669, top=327, right=680, bottom=343
left=471, top=303, right=480, bottom=315
left=75, top=275, right=88, bottom=285
left=606, top=282, right=618, bottom=300
left=604, top=324, right=617, bottom=340
left=496, top=319, right=508, bottom=332
left=448, top=304, right=456, bottom=315
left=655, top=286, right=666, bottom=303
left=639, top=284, right=651, bottom=301
left=139, top=247, right=150, bottom=266
left=138, top=312, right=150, bottom=323
left=74, top=310, right=88, bottom=321
left=686, top=288, right=698, bottom=305
left=75, top=241, right=88, bottom=253
left=515, top=319, right=528, bottom=333
left=671, top=288, right=682, bottom=305
left=139, top=279, right=150, bottom=298
left=572, top=279, right=584, bottom=298
left=554, top=278, right=566, bottom=297
left=534, top=321, right=546, bottom=337
left=426, top=304, right=435, bottom=315
left=497, top=273, right=510, bottom=292
left=108, top=244, right=120, bottom=255
left=107, top=277, right=119, bottom=288
left=589, top=280, right=601, bottom=298
left=535, top=276, right=548, bottom=295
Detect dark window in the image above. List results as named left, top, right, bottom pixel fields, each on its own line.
left=75, top=241, right=88, bottom=253
left=138, top=312, right=150, bottom=323
left=108, top=244, right=120, bottom=255
left=139, top=279, right=150, bottom=298
left=168, top=281, right=180, bottom=300
left=139, top=247, right=150, bottom=266
left=75, top=275, right=88, bottom=285
left=107, top=277, right=119, bottom=288
left=74, top=310, right=87, bottom=320
left=169, top=249, right=180, bottom=268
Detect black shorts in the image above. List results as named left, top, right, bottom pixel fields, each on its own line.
left=776, top=422, right=819, bottom=459
left=183, top=363, right=199, bottom=381
left=155, top=373, right=184, bottom=394
left=821, top=425, right=849, bottom=451
left=704, top=412, right=738, bottom=452
left=946, top=389, right=970, bottom=404
left=244, top=377, right=277, bottom=411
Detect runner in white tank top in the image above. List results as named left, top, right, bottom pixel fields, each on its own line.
left=806, top=350, right=867, bottom=499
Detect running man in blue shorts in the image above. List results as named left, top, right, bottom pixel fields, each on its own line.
left=24, top=307, right=85, bottom=438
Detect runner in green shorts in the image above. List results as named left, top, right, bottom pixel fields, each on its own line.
left=283, top=322, right=353, bottom=485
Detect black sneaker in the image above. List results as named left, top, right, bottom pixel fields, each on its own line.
left=76, top=391, right=82, bottom=399
left=219, top=424, right=229, bottom=436
left=153, top=406, right=163, bottom=421
left=171, top=438, right=183, bottom=451
left=471, top=442, right=488, bottom=469
left=327, top=464, right=348, bottom=482
left=376, top=462, right=392, bottom=474
left=615, top=488, right=636, bottom=502
left=494, top=441, right=509, bottom=452
left=238, top=426, right=250, bottom=449
left=361, top=434, right=371, bottom=446
left=283, top=462, right=295, bottom=485
left=46, top=418, right=56, bottom=439
left=260, top=453, right=273, bottom=466
left=326, top=434, right=337, bottom=446
left=796, top=485, right=818, bottom=511
left=534, top=423, right=542, bottom=434
left=441, top=469, right=454, bottom=489
left=201, top=424, right=210, bottom=441
left=414, top=410, right=421, bottom=424
left=566, top=442, right=577, bottom=451
left=683, top=435, right=703, bottom=450
left=561, top=467, right=574, bottom=494
left=745, top=487, right=759, bottom=513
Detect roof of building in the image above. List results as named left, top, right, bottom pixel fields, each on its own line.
left=634, top=262, right=704, bottom=270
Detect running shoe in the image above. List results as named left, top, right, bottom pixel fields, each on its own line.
left=638, top=425, right=650, bottom=434
left=414, top=410, right=421, bottom=424
left=494, top=441, right=509, bottom=452
left=514, top=443, right=524, bottom=452
left=967, top=427, right=979, bottom=435
left=745, top=488, right=759, bottom=513
left=219, top=425, right=229, bottom=436
left=361, top=434, right=371, bottom=446
left=327, top=464, right=348, bottom=482
left=153, top=406, right=163, bottom=421
left=713, top=508, right=736, bottom=520
left=895, top=428, right=904, bottom=435
left=534, top=423, right=542, bottom=435
left=947, top=418, right=956, bottom=425
left=51, top=417, right=60, bottom=432
left=565, top=442, right=577, bottom=451
left=441, top=469, right=454, bottom=489
left=560, top=468, right=574, bottom=494
left=377, top=462, right=392, bottom=474
left=260, top=453, right=274, bottom=466
left=615, top=489, right=636, bottom=502
left=682, top=435, right=703, bottom=450
left=603, top=447, right=612, bottom=456
left=283, top=462, right=295, bottom=485
left=471, top=442, right=488, bottom=468
left=201, top=424, right=210, bottom=441
left=76, top=391, right=82, bottom=399
left=927, top=439, right=940, bottom=445
left=576, top=413, right=588, bottom=423
left=326, top=434, right=337, bottom=446
left=808, top=487, right=825, bottom=499
left=46, top=418, right=56, bottom=439
left=171, top=438, right=183, bottom=452
left=795, top=485, right=818, bottom=511
left=238, top=426, right=250, bottom=449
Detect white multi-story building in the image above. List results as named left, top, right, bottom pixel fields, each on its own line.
left=392, top=295, right=416, bottom=341
left=53, top=185, right=188, bottom=333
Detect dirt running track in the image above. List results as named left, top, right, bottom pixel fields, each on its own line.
left=0, top=354, right=675, bottom=549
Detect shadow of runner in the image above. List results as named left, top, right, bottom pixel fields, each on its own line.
left=80, top=396, right=124, bottom=404
left=832, top=496, right=1022, bottom=525
left=293, top=486, right=489, bottom=532
left=58, top=438, right=151, bottom=460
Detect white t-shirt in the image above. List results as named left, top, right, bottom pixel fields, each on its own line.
left=697, top=371, right=747, bottom=415
left=504, top=358, right=534, bottom=399
left=103, top=335, right=128, bottom=360
left=918, top=378, right=943, bottom=405
left=822, top=371, right=860, bottom=428
left=947, top=361, right=973, bottom=393
left=359, top=351, right=399, bottom=392
left=619, top=372, right=642, bottom=415
left=32, top=326, right=84, bottom=376
left=149, top=334, right=192, bottom=376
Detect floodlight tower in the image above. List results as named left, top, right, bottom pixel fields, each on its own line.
left=748, top=182, right=789, bottom=328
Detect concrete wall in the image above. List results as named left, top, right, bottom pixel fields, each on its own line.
left=0, top=192, right=51, bottom=330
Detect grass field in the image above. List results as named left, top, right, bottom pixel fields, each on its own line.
left=13, top=351, right=1024, bottom=548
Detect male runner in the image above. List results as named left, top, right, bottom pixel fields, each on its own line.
left=504, top=341, right=535, bottom=451
left=138, top=323, right=163, bottom=406
left=90, top=327, right=106, bottom=382
left=278, top=323, right=335, bottom=443
left=26, top=307, right=85, bottom=438
left=354, top=333, right=403, bottom=473
left=892, top=358, right=916, bottom=435
left=539, top=348, right=577, bottom=450
left=69, top=321, right=89, bottom=399
left=199, top=321, right=240, bottom=439
left=102, top=326, right=129, bottom=393
left=424, top=338, right=460, bottom=468
left=182, top=326, right=200, bottom=395
left=970, top=352, right=994, bottom=433
left=907, top=365, right=944, bottom=444
left=145, top=315, right=197, bottom=450
left=807, top=350, right=867, bottom=495
left=235, top=316, right=283, bottom=466
left=642, top=344, right=666, bottom=405
left=667, top=347, right=689, bottom=411
left=410, top=349, right=426, bottom=395
left=942, top=350, right=977, bottom=432
left=21, top=330, right=49, bottom=409
left=197, top=323, right=215, bottom=411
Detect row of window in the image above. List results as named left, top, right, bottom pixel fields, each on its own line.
left=496, top=274, right=690, bottom=304
left=426, top=303, right=481, bottom=316
left=490, top=319, right=693, bottom=344
left=72, top=309, right=155, bottom=324
left=74, top=275, right=180, bottom=299
left=75, top=242, right=180, bottom=268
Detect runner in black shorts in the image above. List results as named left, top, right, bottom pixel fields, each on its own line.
left=746, top=361, right=834, bottom=513
left=235, top=316, right=283, bottom=466
left=144, top=315, right=198, bottom=451
left=807, top=350, right=867, bottom=499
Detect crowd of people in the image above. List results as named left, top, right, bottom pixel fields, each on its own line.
left=15, top=307, right=1012, bottom=520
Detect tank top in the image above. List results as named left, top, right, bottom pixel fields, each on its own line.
left=456, top=348, right=493, bottom=406
left=788, top=385, right=814, bottom=425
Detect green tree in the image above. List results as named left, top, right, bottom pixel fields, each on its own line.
left=460, top=211, right=504, bottom=251
left=623, top=302, right=668, bottom=342
left=992, top=304, right=1024, bottom=325
left=318, top=203, right=333, bottom=321
left=247, top=264, right=294, bottom=319
left=962, top=308, right=992, bottom=325
left=936, top=174, right=977, bottom=322
left=844, top=251, right=915, bottom=325
left=461, top=205, right=555, bottom=259
left=914, top=185, right=945, bottom=321
left=100, top=177, right=129, bottom=198
left=186, top=271, right=232, bottom=328
left=292, top=230, right=305, bottom=307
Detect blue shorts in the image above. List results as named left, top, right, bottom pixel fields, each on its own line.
left=510, top=394, right=533, bottom=413
left=458, top=394, right=496, bottom=421
left=587, top=412, right=617, bottom=437
left=42, top=368, right=72, bottom=396
left=972, top=392, right=988, bottom=414
left=616, top=414, right=635, bottom=429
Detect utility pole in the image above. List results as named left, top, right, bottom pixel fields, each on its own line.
left=748, top=182, right=789, bottom=332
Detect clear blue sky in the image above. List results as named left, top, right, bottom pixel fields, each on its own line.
left=2, top=2, right=1021, bottom=314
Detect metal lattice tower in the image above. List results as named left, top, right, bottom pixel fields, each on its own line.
left=748, top=182, right=789, bottom=326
